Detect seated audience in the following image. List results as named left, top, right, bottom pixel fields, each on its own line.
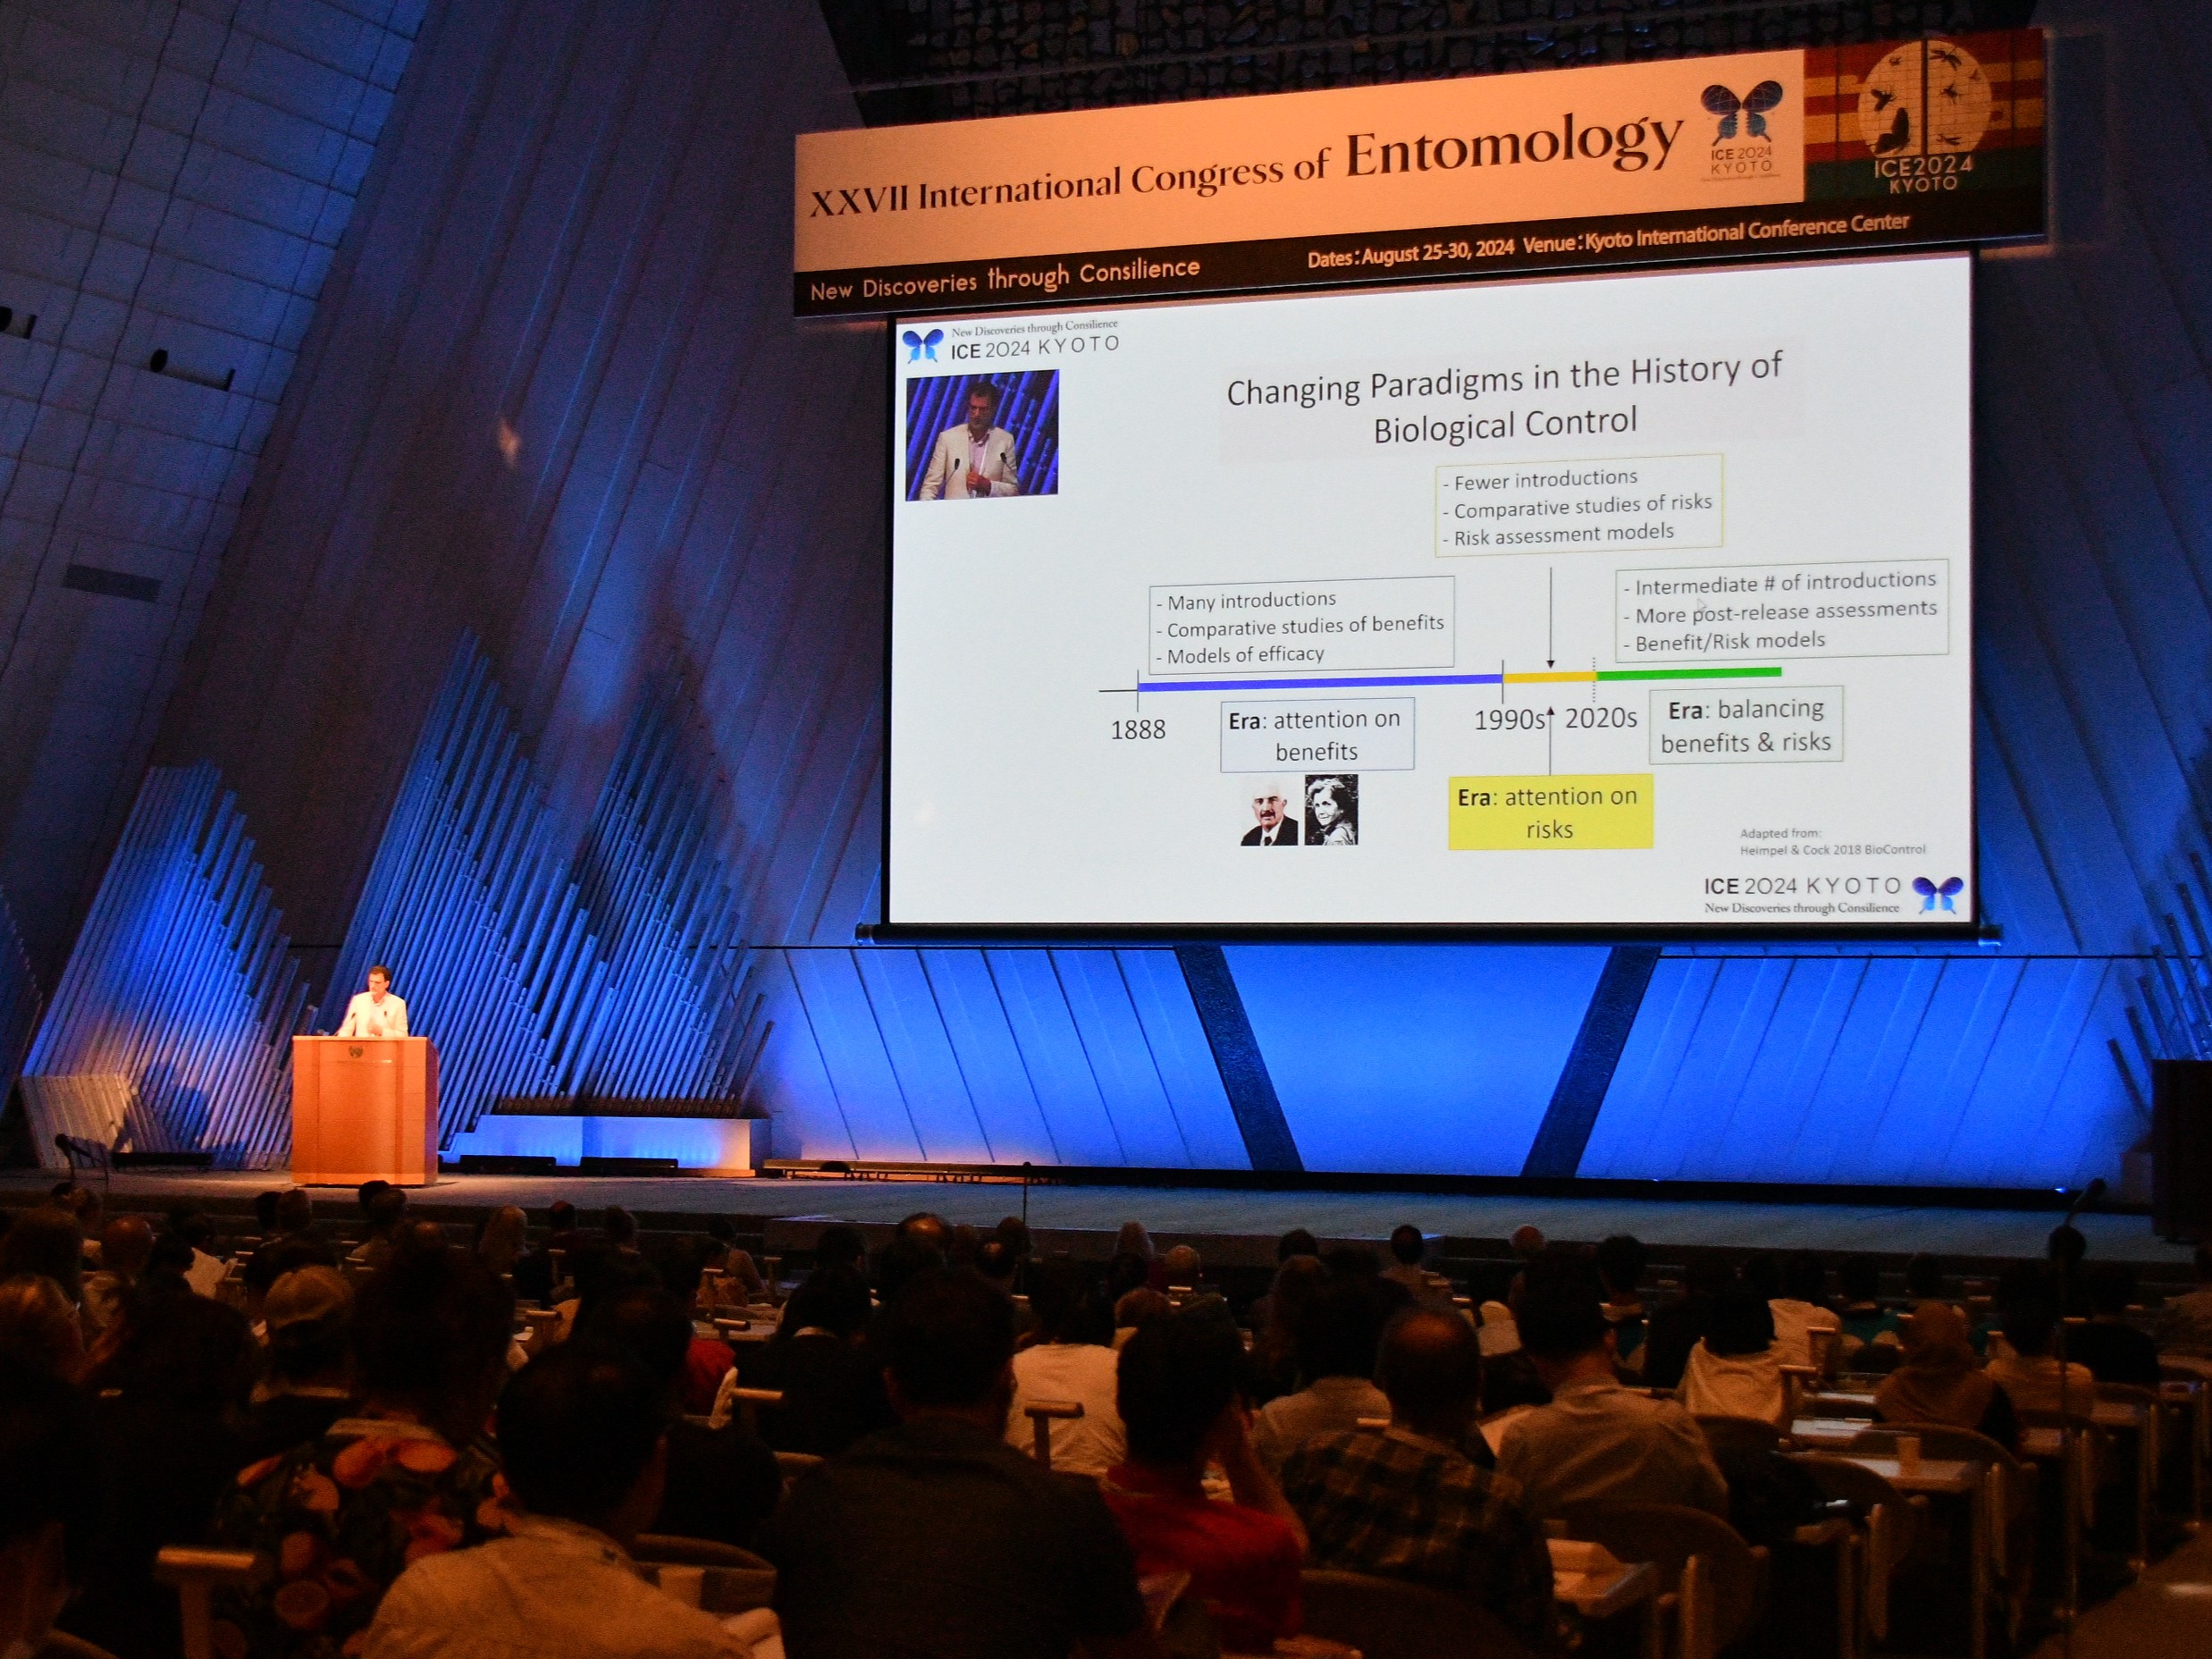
left=602, top=1205, right=641, bottom=1254
left=1246, top=1229, right=1321, bottom=1337
left=55, top=1186, right=103, bottom=1264
left=0, top=1211, right=83, bottom=1307
left=473, top=1206, right=528, bottom=1278
left=351, top=1186, right=408, bottom=1273
left=212, top=1243, right=515, bottom=1658
left=1497, top=1251, right=1727, bottom=1518
left=1510, top=1225, right=1545, bottom=1263
left=703, top=1216, right=768, bottom=1303
left=2069, top=1263, right=2158, bottom=1386
left=165, top=1207, right=230, bottom=1298
left=1594, top=1234, right=1650, bottom=1371
left=1248, top=1254, right=1328, bottom=1406
left=1252, top=1277, right=1391, bottom=1473
left=770, top=1269, right=1146, bottom=1659
left=733, top=1265, right=889, bottom=1456
left=64, top=1281, right=257, bottom=1659
left=1383, top=1225, right=1448, bottom=1302
left=1113, top=1286, right=1170, bottom=1347
left=1640, top=1258, right=1728, bottom=1391
left=80, top=1215, right=153, bottom=1337
left=1005, top=1260, right=1124, bottom=1474
left=1161, top=1242, right=1205, bottom=1289
left=1754, top=1251, right=1841, bottom=1373
left=1281, top=1309, right=1560, bottom=1652
left=242, top=1266, right=356, bottom=1461
left=810, top=1224, right=865, bottom=1274
left=576, top=1286, right=780, bottom=1549
left=871, top=1233, right=944, bottom=1307
left=0, top=1276, right=84, bottom=1378
left=1836, top=1255, right=1902, bottom=1367
left=0, top=1359, right=104, bottom=1657
left=1102, top=1308, right=1306, bottom=1652
left=2157, top=1243, right=2212, bottom=1359
left=649, top=1241, right=736, bottom=1414
left=1872, top=1301, right=2019, bottom=1444
left=1985, top=1287, right=2096, bottom=1421
left=364, top=1343, right=751, bottom=1659
left=1678, top=1285, right=1787, bottom=1426
left=244, top=1192, right=336, bottom=1316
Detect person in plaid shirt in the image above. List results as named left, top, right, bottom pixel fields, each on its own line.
left=1279, top=1308, right=1562, bottom=1651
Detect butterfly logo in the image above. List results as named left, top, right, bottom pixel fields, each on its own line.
left=1702, top=80, right=1784, bottom=142
left=1913, top=876, right=1965, bottom=914
left=900, top=328, right=944, bottom=362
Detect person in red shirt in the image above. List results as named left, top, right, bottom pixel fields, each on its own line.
left=1102, top=1308, right=1307, bottom=1650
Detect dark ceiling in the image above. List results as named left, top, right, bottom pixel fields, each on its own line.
left=817, top=0, right=2040, bottom=127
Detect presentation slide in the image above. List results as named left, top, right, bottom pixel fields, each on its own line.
left=887, top=253, right=1972, bottom=929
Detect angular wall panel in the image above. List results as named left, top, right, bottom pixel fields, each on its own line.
left=22, top=760, right=308, bottom=1166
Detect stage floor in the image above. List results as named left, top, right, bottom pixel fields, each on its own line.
left=3, top=1169, right=2190, bottom=1267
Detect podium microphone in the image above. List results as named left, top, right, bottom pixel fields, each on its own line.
left=2062, top=1177, right=2107, bottom=1226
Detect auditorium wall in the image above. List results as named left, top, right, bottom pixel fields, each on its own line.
left=81, top=0, right=2212, bottom=1189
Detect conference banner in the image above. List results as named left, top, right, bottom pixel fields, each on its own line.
left=794, top=31, right=2044, bottom=317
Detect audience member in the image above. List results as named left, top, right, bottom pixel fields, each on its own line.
left=250, top=1189, right=282, bottom=1238
left=872, top=1233, right=945, bottom=1307
left=944, top=1224, right=983, bottom=1270
left=1872, top=1301, right=2019, bottom=1444
left=735, top=1266, right=887, bottom=1456
left=165, top=1207, right=229, bottom=1298
left=212, top=1244, right=515, bottom=1659
left=811, top=1225, right=865, bottom=1274
left=770, top=1269, right=1146, bottom=1659
left=703, top=1216, right=768, bottom=1303
left=1114, top=1286, right=1170, bottom=1347
left=1106, top=1250, right=1153, bottom=1307
left=1281, top=1309, right=1560, bottom=1652
left=1905, top=1252, right=1949, bottom=1303
left=1594, top=1234, right=1650, bottom=1370
left=896, top=1211, right=950, bottom=1254
left=0, top=1210, right=83, bottom=1306
left=55, top=1186, right=103, bottom=1264
left=2070, top=1263, right=2158, bottom=1386
left=651, top=1241, right=736, bottom=1413
left=1103, top=1308, right=1306, bottom=1652
left=242, top=1266, right=356, bottom=1461
left=80, top=1215, right=153, bottom=1337
left=0, top=1276, right=83, bottom=1378
left=1382, top=1225, right=1438, bottom=1296
left=1113, top=1220, right=1155, bottom=1265
left=2157, top=1244, right=2212, bottom=1358
left=64, top=1282, right=257, bottom=1659
left=1161, top=1242, right=1204, bottom=1288
left=1837, top=1255, right=1902, bottom=1367
left=1510, top=1225, right=1546, bottom=1262
left=474, top=1206, right=528, bottom=1278
left=364, top=1343, right=752, bottom=1659
left=1640, top=1259, right=1729, bottom=1391
left=1496, top=1251, right=1727, bottom=1518
left=244, top=1192, right=335, bottom=1312
left=1748, top=1251, right=1839, bottom=1374
left=0, top=1360, right=103, bottom=1658
left=603, top=1206, right=641, bottom=1253
left=576, top=1286, right=779, bottom=1548
left=1006, top=1260, right=1124, bottom=1474
left=1248, top=1253, right=1329, bottom=1405
left=1985, top=1286, right=2095, bottom=1421
left=1678, top=1285, right=1787, bottom=1426
left=1252, top=1277, right=1391, bottom=1473
left=1247, top=1229, right=1321, bottom=1337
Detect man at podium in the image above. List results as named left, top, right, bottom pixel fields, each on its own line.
left=337, top=964, right=408, bottom=1039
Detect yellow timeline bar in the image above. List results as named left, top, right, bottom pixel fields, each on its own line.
left=1449, top=774, right=1656, bottom=850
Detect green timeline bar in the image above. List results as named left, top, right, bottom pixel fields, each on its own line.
left=1594, top=667, right=1786, bottom=682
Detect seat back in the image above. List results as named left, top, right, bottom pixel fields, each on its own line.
left=154, top=1548, right=267, bottom=1659
left=1696, top=1414, right=1782, bottom=1457
left=1298, top=1569, right=1537, bottom=1659
left=1557, top=1502, right=1766, bottom=1656
left=631, top=1534, right=774, bottom=1571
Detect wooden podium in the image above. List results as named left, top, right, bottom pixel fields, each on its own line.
left=291, top=1037, right=440, bottom=1186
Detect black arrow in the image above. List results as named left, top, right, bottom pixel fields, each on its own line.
left=1546, top=568, right=1555, bottom=667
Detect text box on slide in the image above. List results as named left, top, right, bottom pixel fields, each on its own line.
left=1616, top=559, right=1948, bottom=661
left=1649, top=685, right=1842, bottom=764
left=1221, top=697, right=1416, bottom=772
left=1448, top=775, right=1655, bottom=850
left=1437, top=454, right=1723, bottom=557
left=1149, top=576, right=1454, bottom=676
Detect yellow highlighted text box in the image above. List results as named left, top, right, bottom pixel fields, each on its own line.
left=1449, top=774, right=1654, bottom=850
